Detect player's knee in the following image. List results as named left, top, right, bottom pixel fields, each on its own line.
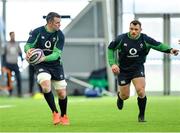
left=40, top=82, right=51, bottom=93
left=37, top=72, right=52, bottom=93
left=121, top=94, right=129, bottom=100
left=137, top=88, right=145, bottom=97
left=52, top=80, right=67, bottom=98
left=57, top=89, right=66, bottom=99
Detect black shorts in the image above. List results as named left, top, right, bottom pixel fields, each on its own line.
left=34, top=64, right=65, bottom=81
left=118, top=66, right=145, bottom=86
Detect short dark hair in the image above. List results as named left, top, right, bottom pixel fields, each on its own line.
left=130, top=20, right=141, bottom=27
left=9, top=31, right=14, bottom=36
left=46, top=12, right=61, bottom=23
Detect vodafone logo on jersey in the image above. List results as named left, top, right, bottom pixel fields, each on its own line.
left=45, top=41, right=51, bottom=48
left=127, top=48, right=139, bottom=58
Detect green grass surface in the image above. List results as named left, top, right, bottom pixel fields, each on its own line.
left=0, top=96, right=180, bottom=132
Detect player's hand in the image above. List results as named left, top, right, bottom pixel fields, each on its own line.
left=25, top=48, right=35, bottom=61
left=170, top=48, right=179, bottom=56
left=111, top=64, right=120, bottom=75
left=38, top=56, right=45, bottom=63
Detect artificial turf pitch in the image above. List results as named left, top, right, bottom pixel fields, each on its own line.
left=0, top=96, right=180, bottom=132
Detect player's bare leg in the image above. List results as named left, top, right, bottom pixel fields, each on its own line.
left=117, top=84, right=130, bottom=110
left=133, top=77, right=147, bottom=122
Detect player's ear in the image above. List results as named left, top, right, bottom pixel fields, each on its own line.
left=140, top=28, right=142, bottom=32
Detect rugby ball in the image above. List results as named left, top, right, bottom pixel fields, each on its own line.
left=27, top=49, right=44, bottom=65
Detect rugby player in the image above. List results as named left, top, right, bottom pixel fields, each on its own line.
left=108, top=20, right=179, bottom=122
left=24, top=12, right=69, bottom=125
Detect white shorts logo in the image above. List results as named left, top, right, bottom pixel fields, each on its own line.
left=120, top=80, right=126, bottom=85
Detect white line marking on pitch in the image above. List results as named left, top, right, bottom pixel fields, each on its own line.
left=0, top=105, right=15, bottom=109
